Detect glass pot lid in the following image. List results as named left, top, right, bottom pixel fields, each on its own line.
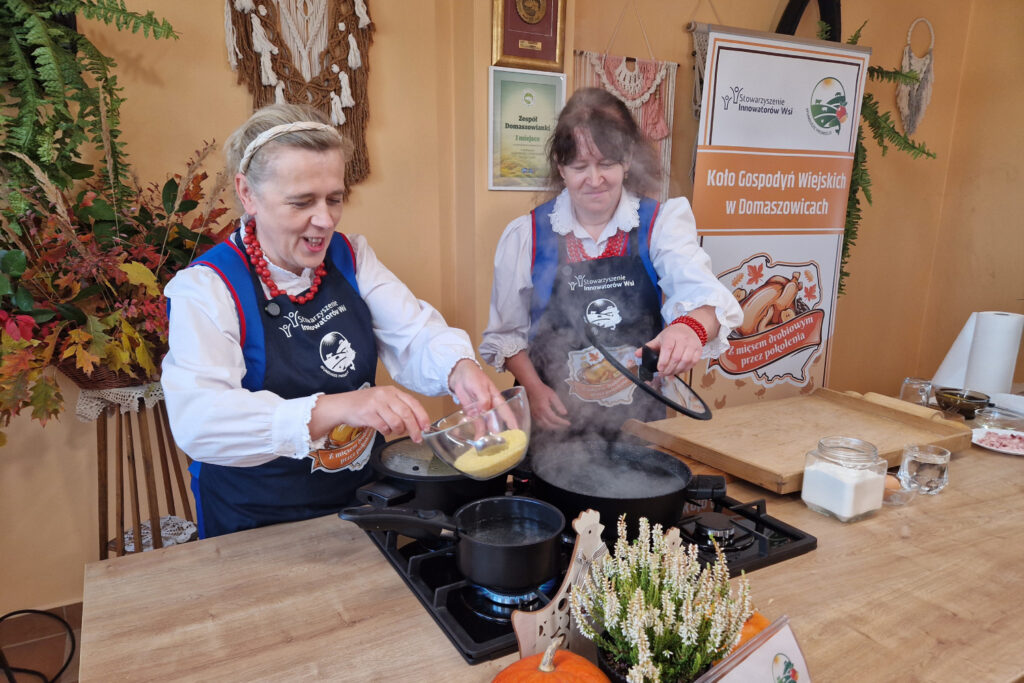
left=375, top=437, right=464, bottom=479
left=584, top=323, right=712, bottom=421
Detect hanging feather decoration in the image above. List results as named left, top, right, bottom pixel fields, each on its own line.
left=896, top=18, right=935, bottom=136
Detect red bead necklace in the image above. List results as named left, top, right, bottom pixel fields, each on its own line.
left=242, top=219, right=326, bottom=305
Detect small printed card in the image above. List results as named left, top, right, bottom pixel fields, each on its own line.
left=695, top=615, right=810, bottom=682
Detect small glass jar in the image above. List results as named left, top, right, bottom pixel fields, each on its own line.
left=801, top=436, right=886, bottom=523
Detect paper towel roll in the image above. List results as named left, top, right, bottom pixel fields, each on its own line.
left=932, top=311, right=1024, bottom=395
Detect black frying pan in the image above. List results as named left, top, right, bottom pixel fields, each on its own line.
left=340, top=496, right=564, bottom=591
left=528, top=440, right=724, bottom=535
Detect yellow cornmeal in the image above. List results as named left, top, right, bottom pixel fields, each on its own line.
left=452, top=429, right=528, bottom=478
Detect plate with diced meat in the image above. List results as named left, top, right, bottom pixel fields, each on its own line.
left=972, top=428, right=1024, bottom=455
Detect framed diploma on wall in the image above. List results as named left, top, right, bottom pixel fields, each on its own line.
left=488, top=66, right=566, bottom=190
left=491, top=0, right=566, bottom=72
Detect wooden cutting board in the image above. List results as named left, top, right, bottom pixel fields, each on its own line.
left=623, top=388, right=972, bottom=494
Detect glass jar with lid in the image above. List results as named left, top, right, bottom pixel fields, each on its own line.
left=801, top=436, right=886, bottom=522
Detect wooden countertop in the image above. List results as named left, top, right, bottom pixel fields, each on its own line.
left=79, top=445, right=1024, bottom=682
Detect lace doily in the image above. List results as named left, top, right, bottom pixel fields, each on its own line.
left=118, top=515, right=197, bottom=553
left=75, top=382, right=164, bottom=422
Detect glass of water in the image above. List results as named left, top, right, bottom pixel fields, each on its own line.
left=898, top=444, right=951, bottom=494
left=899, top=377, right=933, bottom=406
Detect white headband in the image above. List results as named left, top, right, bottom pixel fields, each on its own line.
left=238, top=121, right=341, bottom=173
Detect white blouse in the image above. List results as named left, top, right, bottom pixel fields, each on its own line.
left=479, top=189, right=743, bottom=371
left=162, top=227, right=476, bottom=467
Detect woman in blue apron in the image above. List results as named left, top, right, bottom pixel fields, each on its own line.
left=480, top=88, right=742, bottom=445
left=162, top=104, right=501, bottom=538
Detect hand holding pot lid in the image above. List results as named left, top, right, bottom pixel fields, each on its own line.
left=584, top=324, right=712, bottom=421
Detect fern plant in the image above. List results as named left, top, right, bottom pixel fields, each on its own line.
left=818, top=22, right=937, bottom=293
left=0, top=0, right=177, bottom=206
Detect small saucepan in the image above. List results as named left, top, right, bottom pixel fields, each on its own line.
left=340, top=496, right=564, bottom=591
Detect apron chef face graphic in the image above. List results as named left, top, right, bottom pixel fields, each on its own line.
left=320, top=331, right=357, bottom=375
left=585, top=298, right=622, bottom=329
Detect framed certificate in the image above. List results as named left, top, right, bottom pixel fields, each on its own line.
left=491, top=0, right=566, bottom=72
left=488, top=66, right=566, bottom=191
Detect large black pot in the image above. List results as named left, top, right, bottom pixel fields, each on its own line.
left=528, top=440, right=725, bottom=535
left=340, top=496, right=564, bottom=591
left=361, top=437, right=506, bottom=513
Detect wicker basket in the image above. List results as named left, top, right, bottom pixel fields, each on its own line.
left=56, top=358, right=158, bottom=391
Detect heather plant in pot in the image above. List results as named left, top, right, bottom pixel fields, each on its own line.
left=570, top=516, right=753, bottom=683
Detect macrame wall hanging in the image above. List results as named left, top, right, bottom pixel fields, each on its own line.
left=896, top=18, right=935, bottom=136
left=686, top=0, right=722, bottom=120
left=686, top=19, right=716, bottom=184
left=573, top=1, right=678, bottom=202
left=225, top=0, right=374, bottom=195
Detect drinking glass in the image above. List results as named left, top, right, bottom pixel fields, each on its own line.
left=899, top=377, right=933, bottom=406
left=897, top=444, right=951, bottom=494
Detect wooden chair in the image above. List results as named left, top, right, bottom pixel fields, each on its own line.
left=95, top=399, right=196, bottom=559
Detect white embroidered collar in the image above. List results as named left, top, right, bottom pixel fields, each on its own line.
left=548, top=188, right=642, bottom=242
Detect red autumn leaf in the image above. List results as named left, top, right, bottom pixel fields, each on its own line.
left=746, top=263, right=765, bottom=285
left=14, top=315, right=36, bottom=340
left=805, top=284, right=817, bottom=300
left=79, top=190, right=97, bottom=208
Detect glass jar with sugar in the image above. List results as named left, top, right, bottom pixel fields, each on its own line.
left=801, top=436, right=886, bottom=522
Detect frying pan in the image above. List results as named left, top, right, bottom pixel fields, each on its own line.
left=340, top=496, right=564, bottom=591
left=584, top=323, right=712, bottom=420
left=528, top=440, right=725, bottom=535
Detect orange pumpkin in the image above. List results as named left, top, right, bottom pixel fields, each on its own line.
left=493, top=636, right=609, bottom=682
left=736, top=611, right=772, bottom=650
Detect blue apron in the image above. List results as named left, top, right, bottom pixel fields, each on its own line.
left=527, top=197, right=665, bottom=444
left=187, top=230, right=379, bottom=537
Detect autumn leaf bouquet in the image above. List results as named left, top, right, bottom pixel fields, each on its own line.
left=0, top=144, right=231, bottom=444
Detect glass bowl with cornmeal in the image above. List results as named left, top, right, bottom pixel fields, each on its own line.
left=422, top=386, right=530, bottom=480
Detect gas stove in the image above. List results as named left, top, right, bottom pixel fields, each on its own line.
left=352, top=487, right=816, bottom=664
left=677, top=495, right=818, bottom=577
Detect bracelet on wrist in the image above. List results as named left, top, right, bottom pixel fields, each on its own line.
left=672, top=315, right=709, bottom=346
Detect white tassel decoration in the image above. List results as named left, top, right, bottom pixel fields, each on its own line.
left=355, top=0, right=371, bottom=28
left=338, top=70, right=355, bottom=107
left=250, top=14, right=279, bottom=86
left=330, top=92, right=347, bottom=125
left=347, top=33, right=362, bottom=70
left=224, top=1, right=239, bottom=69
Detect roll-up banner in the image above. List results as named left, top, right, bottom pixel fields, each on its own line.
left=692, top=27, right=870, bottom=408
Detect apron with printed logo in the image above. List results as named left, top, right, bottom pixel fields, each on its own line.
left=528, top=227, right=665, bottom=444
left=189, top=234, right=379, bottom=537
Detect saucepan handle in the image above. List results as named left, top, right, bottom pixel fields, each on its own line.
left=355, top=480, right=414, bottom=508
left=339, top=505, right=459, bottom=538
left=684, top=474, right=727, bottom=500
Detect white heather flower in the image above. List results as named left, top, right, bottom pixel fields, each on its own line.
left=569, top=516, right=756, bottom=682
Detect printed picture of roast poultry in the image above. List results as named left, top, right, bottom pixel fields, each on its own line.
left=733, top=273, right=803, bottom=336
left=580, top=356, right=620, bottom=384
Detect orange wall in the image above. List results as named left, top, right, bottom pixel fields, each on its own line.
left=2, top=0, right=1021, bottom=614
